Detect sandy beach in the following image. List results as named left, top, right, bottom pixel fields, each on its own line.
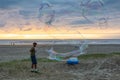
left=0, top=44, right=120, bottom=62
left=0, top=44, right=120, bottom=80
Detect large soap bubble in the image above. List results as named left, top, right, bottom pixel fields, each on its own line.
left=38, top=1, right=55, bottom=25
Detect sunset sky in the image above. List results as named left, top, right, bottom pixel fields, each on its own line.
left=0, top=0, right=120, bottom=39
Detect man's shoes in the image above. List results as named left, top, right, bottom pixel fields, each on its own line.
left=30, top=69, right=34, bottom=72
left=31, top=69, right=39, bottom=73
left=34, top=69, right=38, bottom=73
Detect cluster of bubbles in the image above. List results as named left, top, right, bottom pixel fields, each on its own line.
left=80, top=0, right=104, bottom=10
left=38, top=1, right=55, bottom=26
left=38, top=0, right=108, bottom=28
left=80, top=0, right=109, bottom=28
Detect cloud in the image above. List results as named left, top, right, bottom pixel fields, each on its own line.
left=22, top=28, right=32, bottom=31
left=0, top=21, right=6, bottom=27
left=70, top=19, right=93, bottom=25
left=0, top=0, right=39, bottom=9
left=0, top=0, right=120, bottom=29
left=19, top=9, right=36, bottom=20
left=0, top=0, right=19, bottom=9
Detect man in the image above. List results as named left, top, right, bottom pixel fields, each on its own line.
left=30, top=42, right=38, bottom=72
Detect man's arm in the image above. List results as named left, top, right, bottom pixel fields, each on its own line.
left=30, top=47, right=34, bottom=53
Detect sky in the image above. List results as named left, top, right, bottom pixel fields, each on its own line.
left=0, top=0, right=120, bottom=39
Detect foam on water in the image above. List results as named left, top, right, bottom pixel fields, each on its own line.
left=0, top=39, right=120, bottom=45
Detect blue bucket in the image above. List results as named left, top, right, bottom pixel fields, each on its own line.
left=66, top=57, right=79, bottom=65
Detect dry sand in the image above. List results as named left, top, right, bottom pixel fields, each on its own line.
left=0, top=44, right=120, bottom=62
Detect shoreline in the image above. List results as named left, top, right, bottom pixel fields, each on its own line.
left=1, top=43, right=120, bottom=46
left=0, top=39, right=120, bottom=45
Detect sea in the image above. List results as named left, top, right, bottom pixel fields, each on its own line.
left=0, top=39, right=120, bottom=45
